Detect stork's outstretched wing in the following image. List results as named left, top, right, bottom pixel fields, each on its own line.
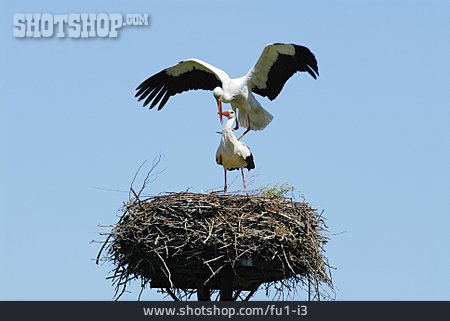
left=136, top=59, right=229, bottom=110
left=246, top=43, right=319, bottom=100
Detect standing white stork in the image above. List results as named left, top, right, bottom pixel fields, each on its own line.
left=216, top=110, right=255, bottom=193
left=135, top=43, right=318, bottom=140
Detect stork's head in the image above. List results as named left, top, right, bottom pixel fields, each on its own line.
left=213, top=87, right=223, bottom=100
left=213, top=87, right=224, bottom=124
left=219, top=110, right=236, bottom=120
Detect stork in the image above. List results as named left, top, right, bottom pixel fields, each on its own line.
left=216, top=110, right=255, bottom=193
left=135, top=43, right=318, bottom=140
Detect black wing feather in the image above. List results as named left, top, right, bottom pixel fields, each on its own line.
left=144, top=85, right=164, bottom=107
left=227, top=152, right=255, bottom=172
left=245, top=153, right=255, bottom=171
left=252, top=44, right=319, bottom=101
left=136, top=67, right=222, bottom=110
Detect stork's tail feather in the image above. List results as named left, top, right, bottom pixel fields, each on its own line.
left=238, top=105, right=273, bottom=131
left=245, top=153, right=255, bottom=171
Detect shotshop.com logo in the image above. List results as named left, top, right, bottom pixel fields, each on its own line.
left=13, top=13, right=149, bottom=38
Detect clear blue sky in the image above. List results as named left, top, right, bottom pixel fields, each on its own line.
left=1, top=0, right=449, bottom=300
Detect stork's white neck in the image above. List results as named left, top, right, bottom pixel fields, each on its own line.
left=221, top=117, right=239, bottom=145
left=223, top=117, right=236, bottom=131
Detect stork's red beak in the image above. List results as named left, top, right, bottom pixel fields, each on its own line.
left=217, top=99, right=223, bottom=124
left=219, top=111, right=231, bottom=118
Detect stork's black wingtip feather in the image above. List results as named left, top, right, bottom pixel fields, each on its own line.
left=157, top=101, right=168, bottom=111
left=136, top=80, right=148, bottom=91
left=149, top=101, right=158, bottom=109
left=305, top=65, right=318, bottom=80
left=312, top=64, right=319, bottom=77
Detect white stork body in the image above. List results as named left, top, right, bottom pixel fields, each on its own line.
left=220, top=77, right=273, bottom=133
left=136, top=43, right=319, bottom=139
left=216, top=110, right=255, bottom=193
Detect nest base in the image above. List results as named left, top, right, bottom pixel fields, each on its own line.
left=150, top=265, right=289, bottom=291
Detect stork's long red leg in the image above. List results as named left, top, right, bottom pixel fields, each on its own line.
left=241, top=168, right=247, bottom=192
left=237, top=114, right=252, bottom=140
left=224, top=168, right=227, bottom=193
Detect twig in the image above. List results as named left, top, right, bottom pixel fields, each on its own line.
left=130, top=160, right=148, bottom=201
left=155, top=251, right=174, bottom=288
left=165, top=288, right=180, bottom=301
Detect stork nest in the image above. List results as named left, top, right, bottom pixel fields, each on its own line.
left=97, top=191, right=332, bottom=300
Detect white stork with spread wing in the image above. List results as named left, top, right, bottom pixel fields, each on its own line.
left=135, top=43, right=318, bottom=139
